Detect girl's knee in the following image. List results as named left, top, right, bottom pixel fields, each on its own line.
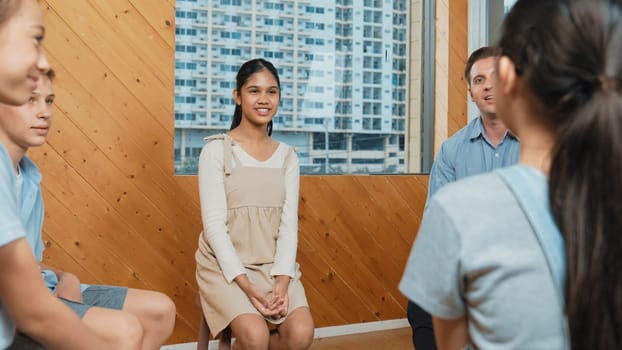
left=231, top=316, right=270, bottom=350
left=238, top=327, right=270, bottom=349
left=280, top=309, right=314, bottom=350
left=281, top=322, right=314, bottom=350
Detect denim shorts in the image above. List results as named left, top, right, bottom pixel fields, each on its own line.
left=60, top=285, right=128, bottom=318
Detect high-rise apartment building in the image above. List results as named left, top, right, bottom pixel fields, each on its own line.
left=175, top=0, right=409, bottom=174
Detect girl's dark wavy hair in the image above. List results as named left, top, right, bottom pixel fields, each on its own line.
left=499, top=0, right=622, bottom=348
left=229, top=58, right=280, bottom=136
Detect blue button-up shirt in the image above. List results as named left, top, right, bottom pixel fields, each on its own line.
left=427, top=116, right=520, bottom=200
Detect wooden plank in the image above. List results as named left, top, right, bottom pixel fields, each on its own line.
left=43, top=0, right=174, bottom=125
left=324, top=176, right=411, bottom=284
left=127, top=0, right=176, bottom=49
left=41, top=186, right=148, bottom=288
left=89, top=0, right=174, bottom=84
left=350, top=176, right=418, bottom=257
left=447, top=0, right=469, bottom=137
left=299, top=177, right=406, bottom=320
left=309, top=327, right=412, bottom=350
left=41, top=235, right=98, bottom=285
left=297, top=227, right=374, bottom=325
left=41, top=4, right=201, bottom=209
left=393, top=176, right=427, bottom=233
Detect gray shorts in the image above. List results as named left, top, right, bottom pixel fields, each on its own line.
left=60, top=285, right=128, bottom=318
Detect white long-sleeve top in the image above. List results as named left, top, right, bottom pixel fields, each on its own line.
left=198, top=138, right=300, bottom=283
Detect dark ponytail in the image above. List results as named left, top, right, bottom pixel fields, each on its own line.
left=229, top=58, right=279, bottom=136
left=500, top=1, right=622, bottom=348
left=550, top=86, right=622, bottom=350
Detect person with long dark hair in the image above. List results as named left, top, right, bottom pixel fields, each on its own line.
left=196, top=58, right=314, bottom=350
left=400, top=0, right=621, bottom=349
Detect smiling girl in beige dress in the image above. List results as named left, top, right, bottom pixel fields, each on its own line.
left=196, top=58, right=314, bottom=350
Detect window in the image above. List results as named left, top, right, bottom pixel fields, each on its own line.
left=174, top=1, right=411, bottom=175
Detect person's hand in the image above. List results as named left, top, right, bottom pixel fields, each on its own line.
left=248, top=282, right=283, bottom=317
left=269, top=275, right=290, bottom=318
left=235, top=274, right=282, bottom=317
left=54, top=271, right=83, bottom=302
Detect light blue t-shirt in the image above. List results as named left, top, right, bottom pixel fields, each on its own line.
left=0, top=145, right=27, bottom=348
left=18, top=157, right=44, bottom=262
left=427, top=116, right=520, bottom=200
left=400, top=169, right=567, bottom=349
left=18, top=156, right=87, bottom=294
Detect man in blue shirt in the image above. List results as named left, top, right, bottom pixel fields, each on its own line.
left=406, top=46, right=520, bottom=350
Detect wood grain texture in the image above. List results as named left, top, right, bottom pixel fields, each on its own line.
left=434, top=0, right=469, bottom=152
left=309, top=327, right=412, bottom=350
left=33, top=0, right=443, bottom=344
left=447, top=0, right=469, bottom=137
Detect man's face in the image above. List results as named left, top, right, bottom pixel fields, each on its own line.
left=468, top=56, right=496, bottom=118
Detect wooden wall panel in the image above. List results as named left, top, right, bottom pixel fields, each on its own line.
left=33, top=0, right=437, bottom=344
left=447, top=0, right=469, bottom=137
left=434, top=0, right=470, bottom=152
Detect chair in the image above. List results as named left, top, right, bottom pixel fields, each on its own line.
left=197, top=295, right=232, bottom=350
left=197, top=314, right=231, bottom=350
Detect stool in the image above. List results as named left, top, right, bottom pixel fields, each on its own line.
left=197, top=314, right=231, bottom=350
left=197, top=294, right=231, bottom=350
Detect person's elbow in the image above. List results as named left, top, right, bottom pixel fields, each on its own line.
left=13, top=292, right=61, bottom=337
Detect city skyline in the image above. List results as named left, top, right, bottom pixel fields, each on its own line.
left=175, top=0, right=410, bottom=174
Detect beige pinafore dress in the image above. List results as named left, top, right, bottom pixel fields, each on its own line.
left=195, top=134, right=308, bottom=337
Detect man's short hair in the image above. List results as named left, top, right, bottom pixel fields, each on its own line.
left=464, top=46, right=499, bottom=87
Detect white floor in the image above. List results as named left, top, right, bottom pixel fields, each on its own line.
left=161, top=318, right=409, bottom=350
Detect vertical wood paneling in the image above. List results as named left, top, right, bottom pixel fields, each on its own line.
left=34, top=0, right=441, bottom=344
left=434, top=0, right=450, bottom=154
left=408, top=0, right=423, bottom=172
left=447, top=0, right=469, bottom=137
left=434, top=0, right=470, bottom=153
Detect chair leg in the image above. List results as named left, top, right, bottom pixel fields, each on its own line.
left=197, top=314, right=210, bottom=350
left=219, top=326, right=232, bottom=350
left=197, top=312, right=232, bottom=350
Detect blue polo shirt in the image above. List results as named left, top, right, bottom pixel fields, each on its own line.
left=427, top=116, right=520, bottom=200
left=0, top=144, right=26, bottom=349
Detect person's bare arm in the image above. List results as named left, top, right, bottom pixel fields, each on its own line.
left=432, top=316, right=470, bottom=350
left=0, top=239, right=117, bottom=350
